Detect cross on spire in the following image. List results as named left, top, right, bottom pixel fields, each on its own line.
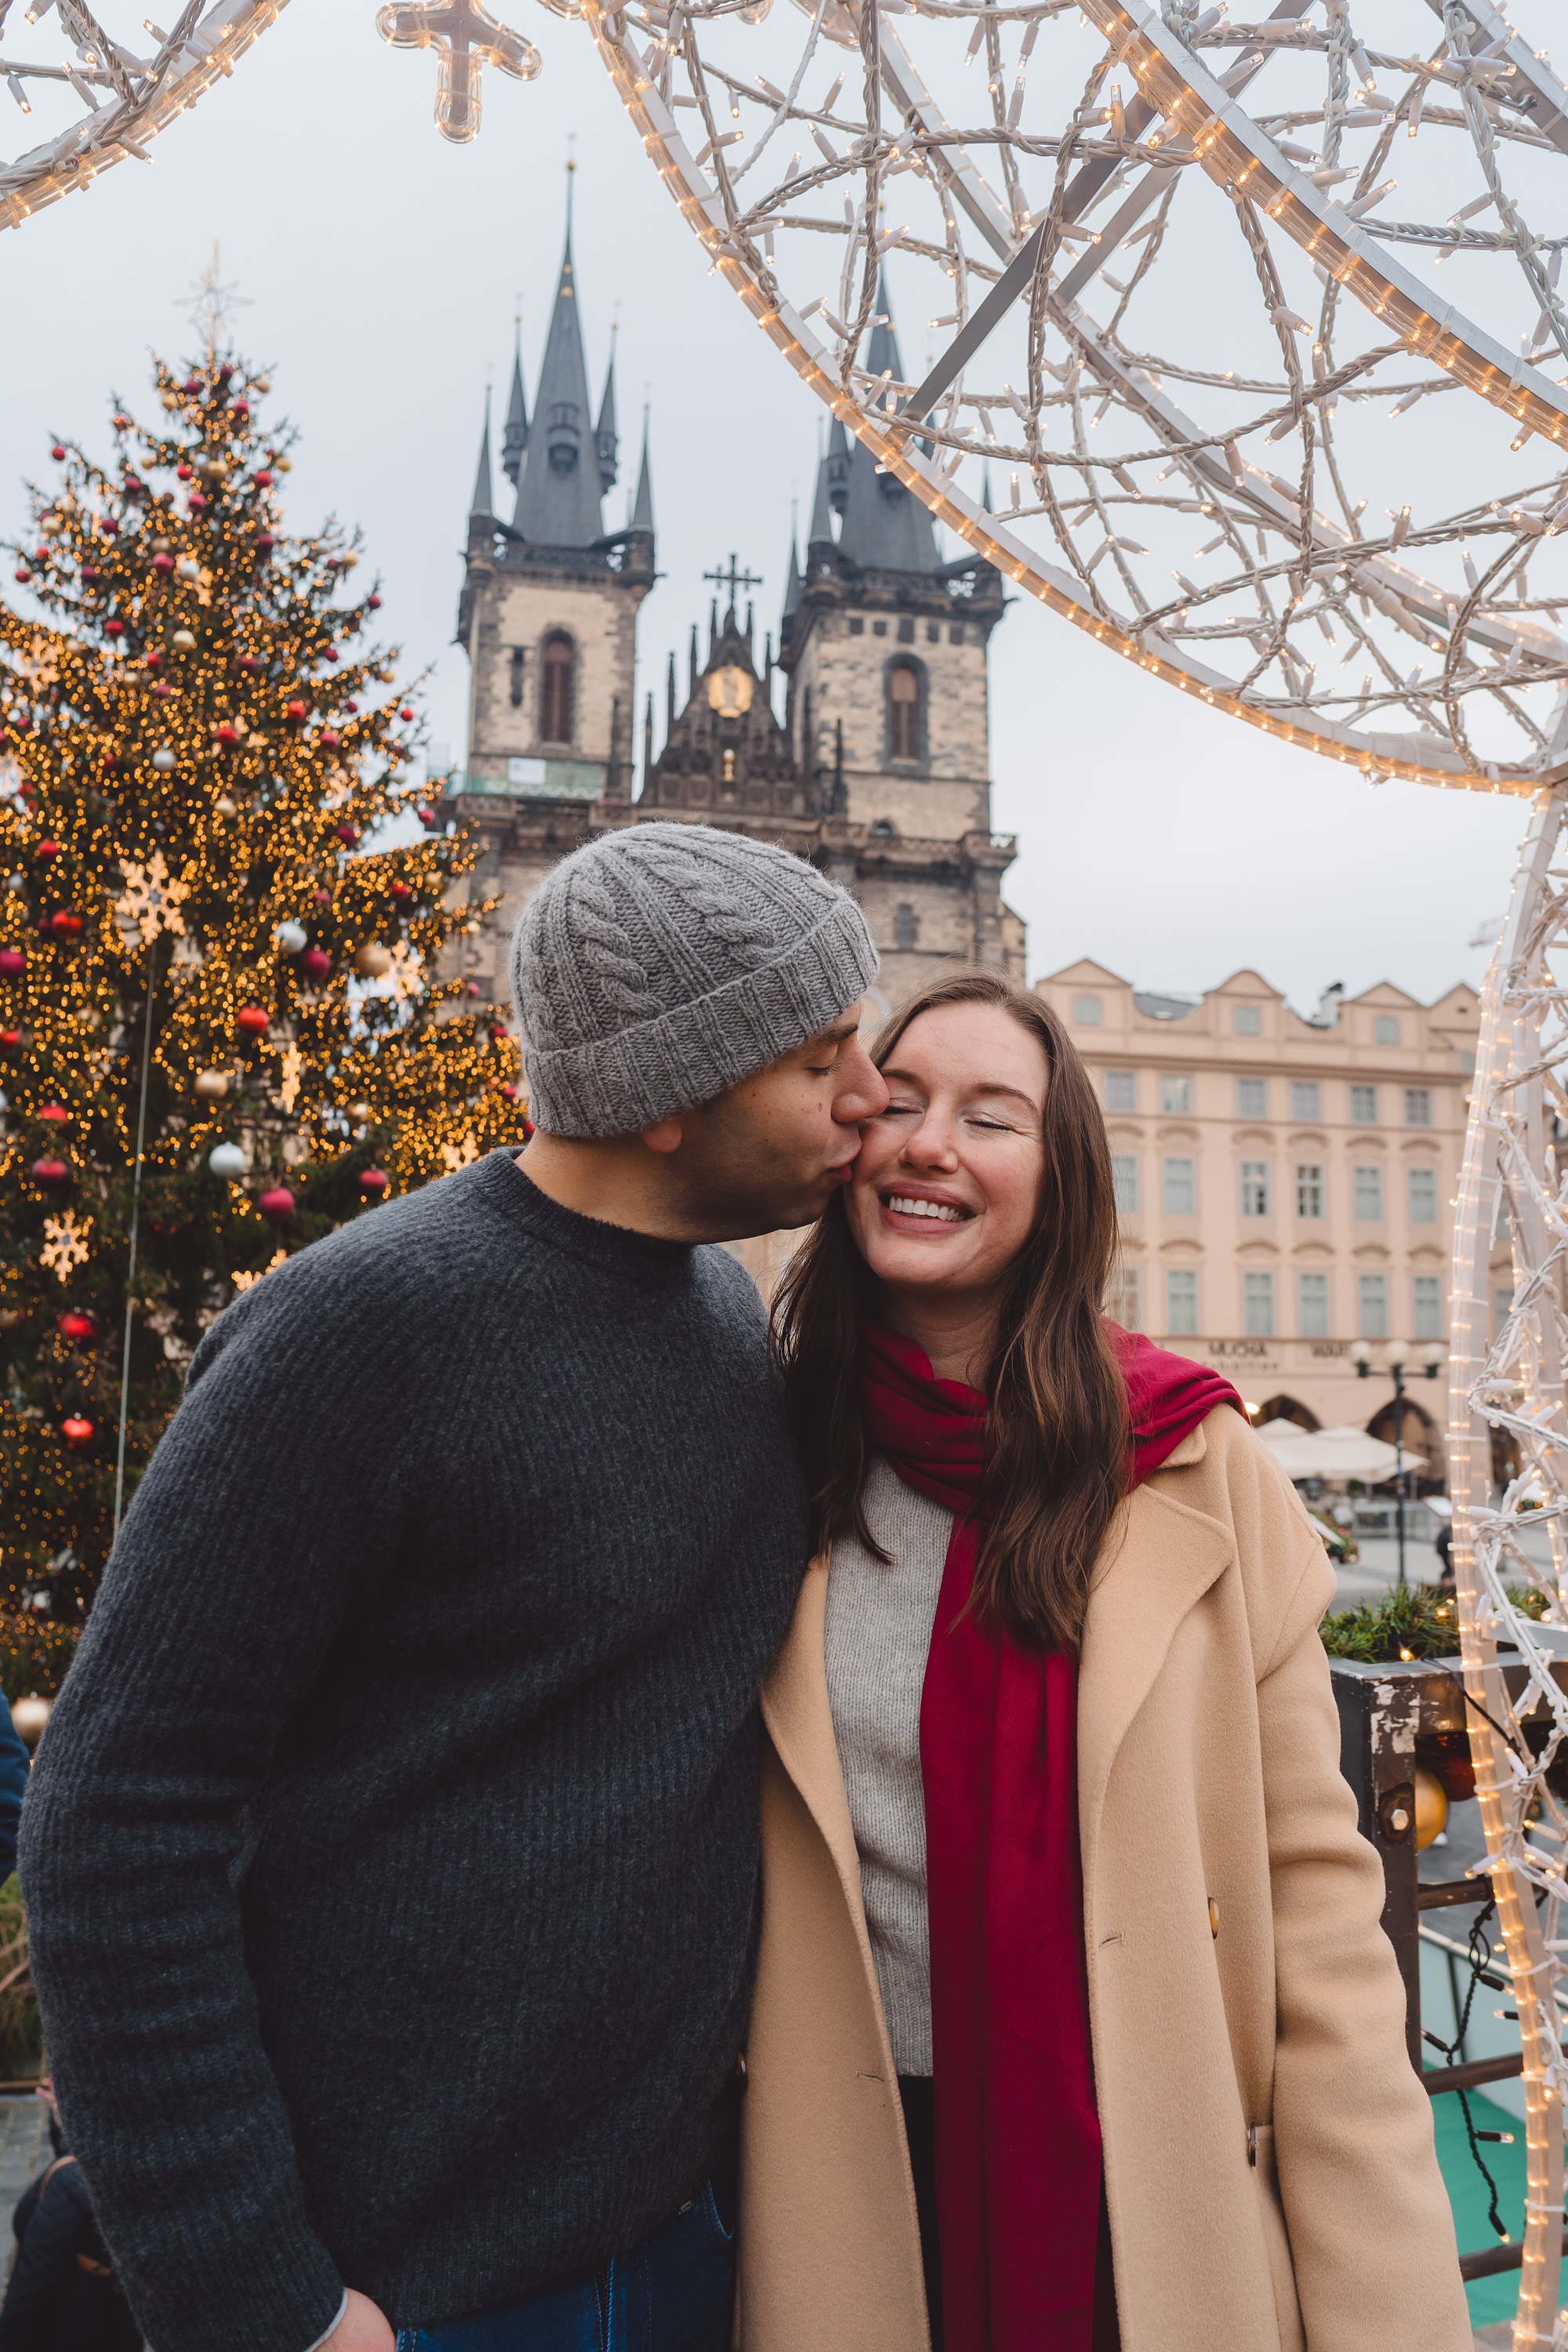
left=702, top=554, right=764, bottom=615
left=375, top=0, right=539, bottom=144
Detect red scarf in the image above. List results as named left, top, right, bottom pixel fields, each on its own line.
left=860, top=1321, right=1243, bottom=2352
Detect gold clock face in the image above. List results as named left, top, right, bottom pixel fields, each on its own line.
left=707, top=666, right=754, bottom=720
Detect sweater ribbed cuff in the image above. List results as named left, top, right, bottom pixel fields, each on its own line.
left=299, top=2289, right=350, bottom=2352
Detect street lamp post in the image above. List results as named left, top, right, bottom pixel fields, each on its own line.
left=1350, top=1339, right=1445, bottom=1588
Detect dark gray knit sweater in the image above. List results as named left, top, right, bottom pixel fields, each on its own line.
left=20, top=1152, right=809, bottom=2352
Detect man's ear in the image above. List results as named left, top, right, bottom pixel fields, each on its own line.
left=641, top=1116, right=684, bottom=1156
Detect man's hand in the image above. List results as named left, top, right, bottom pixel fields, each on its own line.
left=324, top=2288, right=395, bottom=2351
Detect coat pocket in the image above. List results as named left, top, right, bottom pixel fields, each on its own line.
left=1249, top=2124, right=1305, bottom=2352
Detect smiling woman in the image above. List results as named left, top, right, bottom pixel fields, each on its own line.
left=749, top=971, right=1473, bottom=2352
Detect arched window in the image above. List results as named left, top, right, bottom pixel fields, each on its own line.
left=540, top=634, right=575, bottom=746
left=888, top=661, right=920, bottom=761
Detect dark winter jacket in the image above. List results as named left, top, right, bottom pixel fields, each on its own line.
left=0, top=2154, right=138, bottom=2352
left=0, top=1702, right=31, bottom=1888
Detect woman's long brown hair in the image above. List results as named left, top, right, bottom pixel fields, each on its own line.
left=771, top=971, right=1127, bottom=1654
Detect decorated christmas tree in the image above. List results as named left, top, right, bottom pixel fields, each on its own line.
left=0, top=338, right=521, bottom=1638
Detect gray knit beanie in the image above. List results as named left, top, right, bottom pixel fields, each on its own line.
left=510, top=822, right=879, bottom=1138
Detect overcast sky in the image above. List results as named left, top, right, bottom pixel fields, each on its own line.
left=0, top=1, right=1534, bottom=1015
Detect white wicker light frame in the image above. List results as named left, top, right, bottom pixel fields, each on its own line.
left=579, top=0, right=1568, bottom=793
left=0, top=0, right=288, bottom=235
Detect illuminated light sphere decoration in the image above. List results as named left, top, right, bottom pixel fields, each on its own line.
left=561, top=0, right=1568, bottom=796
left=0, top=2, right=290, bottom=238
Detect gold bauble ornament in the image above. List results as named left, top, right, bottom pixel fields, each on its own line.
left=354, top=943, right=392, bottom=978
left=170, top=629, right=196, bottom=652
left=1414, top=1766, right=1450, bottom=1853
left=194, top=1069, right=229, bottom=1103
left=214, top=797, right=238, bottom=819
left=349, top=1100, right=374, bottom=1125
left=0, top=1308, right=24, bottom=1331
left=10, top=1695, right=51, bottom=1750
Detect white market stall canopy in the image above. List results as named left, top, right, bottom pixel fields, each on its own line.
left=1256, top=1420, right=1424, bottom=1484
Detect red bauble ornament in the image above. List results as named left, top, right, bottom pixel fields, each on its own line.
left=336, top=822, right=359, bottom=846
left=153, top=553, right=174, bottom=573
left=154, top=681, right=173, bottom=698
left=80, top=565, right=99, bottom=583
left=390, top=883, right=411, bottom=902
left=466, top=982, right=481, bottom=1000
left=301, top=948, right=332, bottom=981
left=61, top=1417, right=93, bottom=1449
left=344, top=699, right=359, bottom=714
left=314, top=888, right=332, bottom=908
left=319, top=729, right=340, bottom=750
left=38, top=1105, right=70, bottom=1125
left=399, top=706, right=416, bottom=722
left=124, top=477, right=143, bottom=497
left=32, top=549, right=48, bottom=564
left=489, top=1024, right=507, bottom=1043
left=12, top=570, right=27, bottom=586
left=238, top=655, right=260, bottom=673
left=31, top=1157, right=67, bottom=1189
left=0, top=949, right=27, bottom=979
left=218, top=362, right=234, bottom=383
left=50, top=445, right=64, bottom=461
left=323, top=648, right=339, bottom=664
left=253, top=469, right=273, bottom=488
left=367, top=593, right=382, bottom=608
left=104, top=619, right=125, bottom=638
left=50, top=911, right=82, bottom=937
left=235, top=1005, right=270, bottom=1038
left=233, top=401, right=249, bottom=419
left=258, top=1185, right=295, bottom=1224
left=187, top=492, right=208, bottom=513
left=36, top=840, right=58, bottom=860
left=215, top=723, right=238, bottom=746
left=0, top=1031, right=20, bottom=1052
left=285, top=699, right=307, bottom=722
left=417, top=806, right=437, bottom=829
left=58, top=1312, right=95, bottom=1345
left=358, top=1168, right=390, bottom=1197
left=256, top=534, right=275, bottom=553
left=502, top=1083, right=517, bottom=1102
left=176, top=463, right=193, bottom=481
left=523, top=1117, right=535, bottom=1140
left=183, top=376, right=201, bottom=394
left=99, top=518, right=118, bottom=536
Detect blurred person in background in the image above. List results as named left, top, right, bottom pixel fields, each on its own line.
left=0, top=2083, right=136, bottom=2352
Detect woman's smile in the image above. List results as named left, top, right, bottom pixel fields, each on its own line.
left=878, top=1188, right=974, bottom=1229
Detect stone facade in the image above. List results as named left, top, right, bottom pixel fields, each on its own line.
left=1035, top=958, right=1496, bottom=1483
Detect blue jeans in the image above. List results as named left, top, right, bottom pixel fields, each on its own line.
left=393, top=2176, right=735, bottom=2351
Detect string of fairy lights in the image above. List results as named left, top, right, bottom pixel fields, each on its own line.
left=563, top=0, right=1568, bottom=792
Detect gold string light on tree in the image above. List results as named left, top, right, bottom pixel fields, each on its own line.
left=0, top=335, right=523, bottom=1631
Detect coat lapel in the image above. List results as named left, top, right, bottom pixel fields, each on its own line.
left=760, top=1555, right=864, bottom=1900
left=1078, top=1428, right=1235, bottom=1860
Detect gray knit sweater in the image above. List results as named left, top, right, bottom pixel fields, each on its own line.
left=20, top=1152, right=809, bottom=2352
left=824, top=1456, right=953, bottom=2074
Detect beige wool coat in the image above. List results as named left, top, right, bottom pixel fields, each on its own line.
left=735, top=1405, right=1473, bottom=2352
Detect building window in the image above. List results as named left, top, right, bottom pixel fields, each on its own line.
left=1296, top=1163, right=1324, bottom=1219
left=896, top=904, right=918, bottom=951
left=509, top=645, right=525, bottom=708
left=1236, top=1077, right=1266, bottom=1118
left=1461, top=1051, right=1476, bottom=1075
left=1352, top=1163, right=1384, bottom=1220
left=1359, top=1273, right=1388, bottom=1339
left=873, top=619, right=888, bottom=637
left=1290, top=1081, right=1320, bottom=1121
left=1112, top=1155, right=1139, bottom=1214
left=887, top=661, right=921, bottom=760
left=1374, top=1014, right=1400, bottom=1046
left=848, top=615, right=865, bottom=635
left=949, top=623, right=964, bottom=644
left=1243, top=1271, right=1275, bottom=1337
left=1073, top=993, right=1102, bottom=1026
left=1413, top=1274, right=1443, bottom=1341
left=1404, top=1087, right=1433, bottom=1127
left=1240, top=1161, right=1270, bottom=1217
left=1166, top=1267, right=1199, bottom=1334
left=1163, top=1156, right=1196, bottom=1214
left=927, top=621, right=940, bottom=644
left=1298, top=1271, right=1330, bottom=1337
left=897, top=616, right=915, bottom=644
left=539, top=633, right=575, bottom=745
left=1107, top=1265, right=1142, bottom=1329
left=1350, top=1084, right=1378, bottom=1123
left=1234, top=1004, right=1261, bottom=1036
left=1408, top=1165, right=1437, bottom=1224
left=1104, top=1070, right=1137, bottom=1112
left=1160, top=1073, right=1192, bottom=1115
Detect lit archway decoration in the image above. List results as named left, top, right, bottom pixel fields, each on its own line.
left=0, top=0, right=289, bottom=234
left=579, top=0, right=1568, bottom=793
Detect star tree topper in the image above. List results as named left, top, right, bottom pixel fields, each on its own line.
left=376, top=0, right=540, bottom=143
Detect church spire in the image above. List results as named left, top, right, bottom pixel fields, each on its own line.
left=596, top=328, right=619, bottom=497
left=501, top=314, right=528, bottom=488
left=512, top=210, right=604, bottom=547
left=835, top=270, right=938, bottom=575
left=470, top=387, right=495, bottom=521
left=826, top=417, right=851, bottom=517
left=782, top=510, right=801, bottom=622
left=807, top=445, right=836, bottom=550
left=630, top=409, right=654, bottom=535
